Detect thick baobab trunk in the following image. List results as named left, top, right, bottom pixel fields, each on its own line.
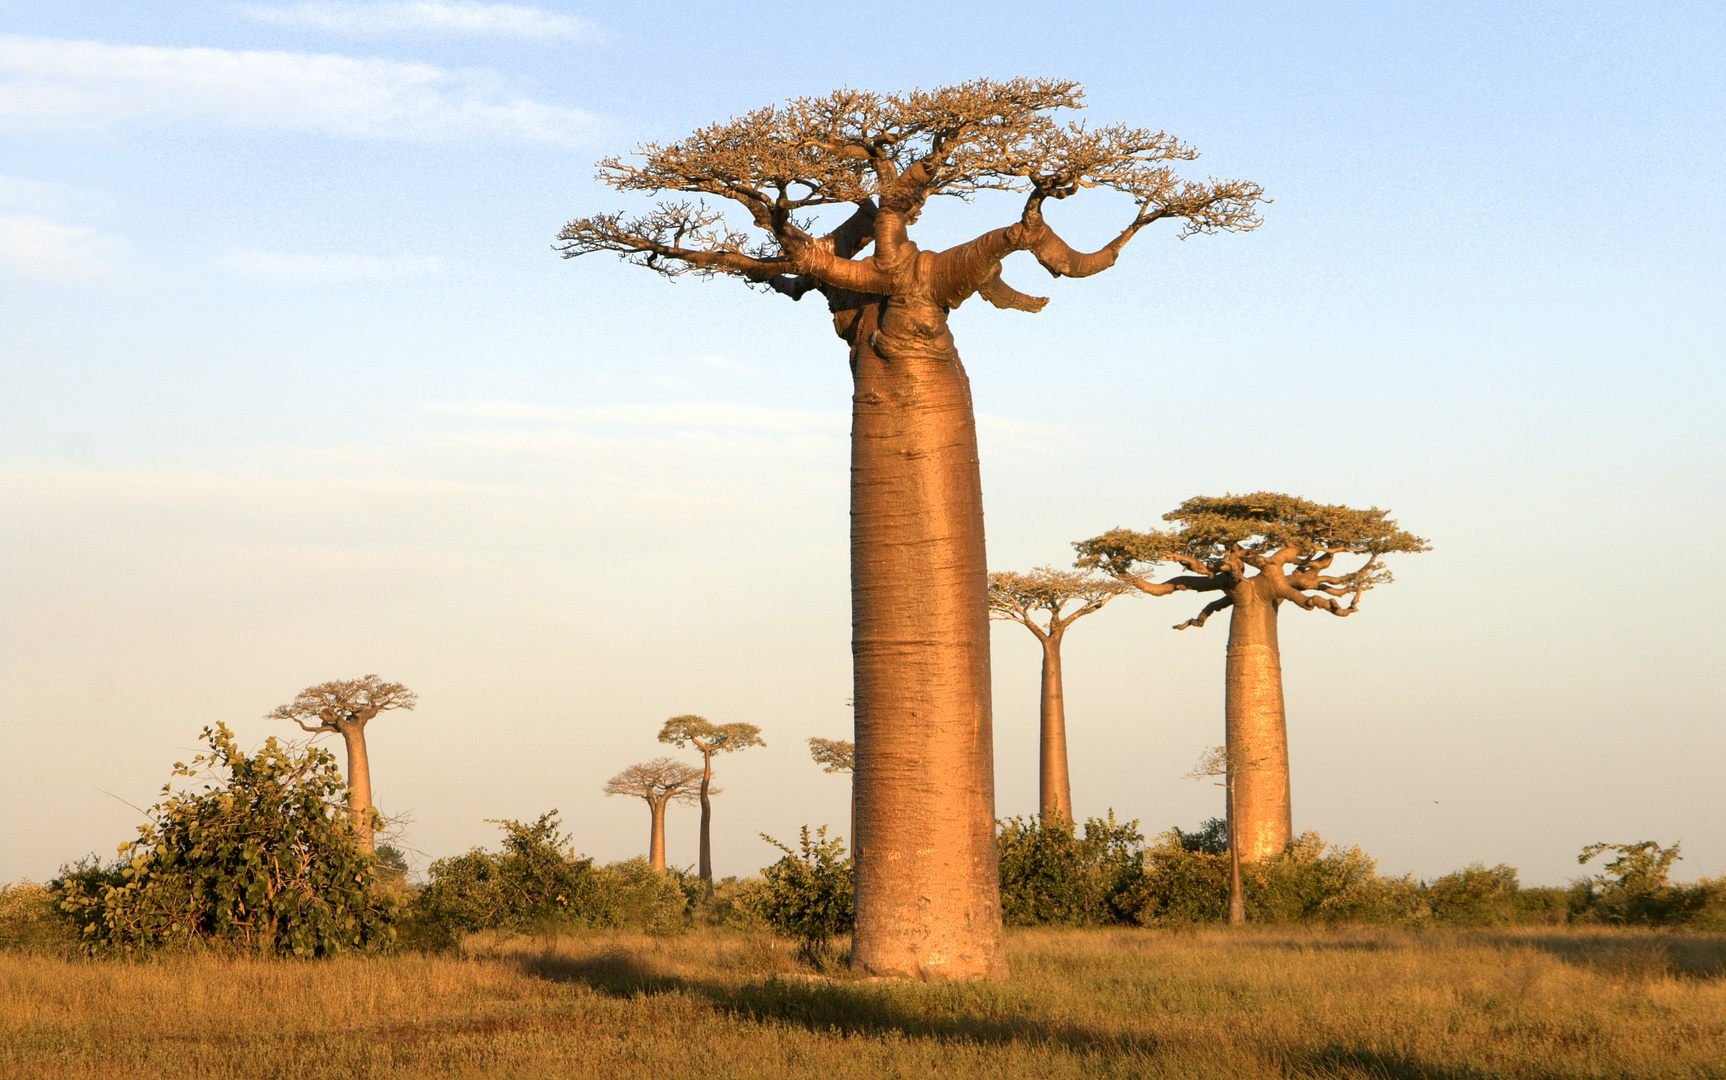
left=697, top=755, right=713, bottom=882
left=849, top=297, right=1006, bottom=981
left=1224, top=581, right=1292, bottom=862
left=1039, top=633, right=1073, bottom=823
left=648, top=797, right=668, bottom=872
left=338, top=723, right=375, bottom=853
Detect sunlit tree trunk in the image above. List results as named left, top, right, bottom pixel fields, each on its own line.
left=1039, top=633, right=1073, bottom=823
left=338, top=723, right=375, bottom=853
left=849, top=297, right=1006, bottom=981
left=1224, top=579, right=1291, bottom=862
left=648, top=796, right=668, bottom=872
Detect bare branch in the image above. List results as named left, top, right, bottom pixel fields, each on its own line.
left=1175, top=596, right=1234, bottom=630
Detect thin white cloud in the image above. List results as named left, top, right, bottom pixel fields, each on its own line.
left=223, top=247, right=444, bottom=281
left=0, top=213, right=127, bottom=283
left=242, top=1, right=593, bottom=40
left=0, top=33, right=597, bottom=143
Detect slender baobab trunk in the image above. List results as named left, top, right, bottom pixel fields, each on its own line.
left=648, top=796, right=668, bottom=872
left=1226, top=770, right=1246, bottom=924
left=848, top=297, right=1006, bottom=981
left=1039, top=633, right=1073, bottom=824
left=1223, top=579, right=1292, bottom=862
left=697, top=753, right=713, bottom=883
left=337, top=723, right=375, bottom=853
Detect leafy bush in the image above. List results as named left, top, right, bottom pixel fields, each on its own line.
left=0, top=880, right=77, bottom=952
left=54, top=724, right=396, bottom=956
left=744, top=826, right=852, bottom=963
left=1570, top=840, right=1726, bottom=927
left=1425, top=863, right=1522, bottom=926
left=590, top=857, right=693, bottom=934
left=408, top=812, right=601, bottom=946
left=997, top=813, right=1146, bottom=927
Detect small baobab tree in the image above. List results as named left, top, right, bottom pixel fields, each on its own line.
left=658, top=715, right=764, bottom=886
left=808, top=736, right=855, bottom=850
left=268, top=675, right=416, bottom=852
left=1186, top=744, right=1267, bottom=926
left=1076, top=494, right=1427, bottom=861
left=558, top=79, right=1263, bottom=978
left=604, top=757, right=706, bottom=871
left=988, top=568, right=1132, bottom=823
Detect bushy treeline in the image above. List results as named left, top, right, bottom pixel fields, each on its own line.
left=995, top=816, right=1726, bottom=930
left=5, top=723, right=1722, bottom=958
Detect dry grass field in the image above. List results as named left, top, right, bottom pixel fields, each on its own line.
left=3, top=925, right=1722, bottom=1079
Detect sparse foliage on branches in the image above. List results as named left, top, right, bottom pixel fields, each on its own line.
left=604, top=757, right=706, bottom=871
left=659, top=716, right=764, bottom=885
left=268, top=675, right=416, bottom=851
left=989, top=568, right=1132, bottom=821
left=1077, top=494, right=1426, bottom=861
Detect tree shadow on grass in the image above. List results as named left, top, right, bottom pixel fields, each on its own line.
left=1478, top=931, right=1726, bottom=981
left=521, top=951, right=1161, bottom=1054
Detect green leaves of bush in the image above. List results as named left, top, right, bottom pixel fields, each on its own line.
left=53, top=724, right=396, bottom=957
left=745, top=826, right=852, bottom=961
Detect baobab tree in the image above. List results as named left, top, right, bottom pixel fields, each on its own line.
left=657, top=715, right=764, bottom=886
left=268, top=675, right=416, bottom=852
left=1186, top=744, right=1267, bottom=926
left=1076, top=494, right=1426, bottom=862
left=603, top=757, right=706, bottom=872
left=558, top=79, right=1263, bottom=979
left=988, top=568, right=1132, bottom=823
left=808, top=736, right=855, bottom=850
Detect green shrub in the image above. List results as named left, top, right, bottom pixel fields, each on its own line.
left=1123, top=829, right=1230, bottom=926
left=590, top=857, right=692, bottom=933
left=744, top=826, right=852, bottom=963
left=408, top=812, right=601, bottom=946
left=1425, top=863, right=1522, bottom=926
left=1574, top=840, right=1684, bottom=925
left=997, top=813, right=1146, bottom=927
left=53, top=724, right=396, bottom=957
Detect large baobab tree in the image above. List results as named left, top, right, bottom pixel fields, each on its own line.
left=268, top=675, right=416, bottom=852
left=988, top=568, right=1132, bottom=823
left=807, top=736, right=855, bottom=851
left=558, top=79, right=1264, bottom=979
left=604, top=757, right=706, bottom=871
left=657, top=715, right=764, bottom=886
left=1076, top=494, right=1427, bottom=862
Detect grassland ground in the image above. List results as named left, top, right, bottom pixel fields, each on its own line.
left=3, top=925, right=1722, bottom=1079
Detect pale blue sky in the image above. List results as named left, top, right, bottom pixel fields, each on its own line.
left=3, top=1, right=1722, bottom=888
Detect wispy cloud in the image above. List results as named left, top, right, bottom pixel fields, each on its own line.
left=242, top=1, right=594, bottom=40
left=0, top=174, right=115, bottom=217
left=0, top=213, right=127, bottom=283
left=0, top=33, right=597, bottom=143
left=223, top=247, right=445, bottom=281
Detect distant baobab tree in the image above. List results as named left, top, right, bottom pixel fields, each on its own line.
left=807, top=737, right=855, bottom=850
left=1077, top=494, right=1427, bottom=861
left=988, top=568, right=1132, bottom=823
left=558, top=79, right=1264, bottom=979
left=604, top=757, right=706, bottom=871
left=658, top=715, right=764, bottom=887
left=268, top=675, right=416, bottom=852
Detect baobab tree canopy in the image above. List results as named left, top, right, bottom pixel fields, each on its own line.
left=807, top=737, right=855, bottom=774
left=1074, top=493, right=1429, bottom=628
left=268, top=676, right=417, bottom=733
left=555, top=78, right=1264, bottom=311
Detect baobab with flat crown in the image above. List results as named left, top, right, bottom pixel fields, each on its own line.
left=558, top=79, right=1264, bottom=979
left=603, top=757, right=705, bottom=871
left=988, top=568, right=1133, bottom=823
left=1076, top=494, right=1427, bottom=862
left=268, top=675, right=416, bottom=852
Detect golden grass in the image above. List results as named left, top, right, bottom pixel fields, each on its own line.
left=4, top=926, right=1723, bottom=1079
